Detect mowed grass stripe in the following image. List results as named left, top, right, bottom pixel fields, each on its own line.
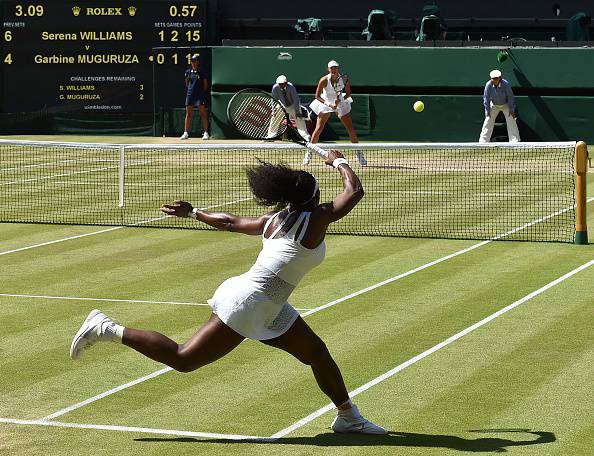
left=345, top=267, right=594, bottom=455
left=0, top=302, right=213, bottom=419
left=272, top=260, right=594, bottom=437
left=0, top=232, right=480, bottom=432
left=0, top=229, right=259, bottom=302
left=26, top=237, right=480, bottom=429
left=1, top=189, right=593, bottom=438
left=48, top=241, right=594, bottom=436
left=0, top=224, right=109, bottom=252
left=0, top=226, right=476, bottom=426
left=2, top=211, right=588, bottom=428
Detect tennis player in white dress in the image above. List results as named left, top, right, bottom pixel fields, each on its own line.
left=70, top=149, right=386, bottom=434
left=306, top=60, right=366, bottom=166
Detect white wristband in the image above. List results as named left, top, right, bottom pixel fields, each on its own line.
left=189, top=207, right=198, bottom=219
left=332, top=158, right=349, bottom=169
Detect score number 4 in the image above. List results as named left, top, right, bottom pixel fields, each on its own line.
left=3, top=31, right=13, bottom=64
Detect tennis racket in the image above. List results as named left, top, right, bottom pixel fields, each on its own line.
left=226, top=88, right=328, bottom=159
left=333, top=74, right=353, bottom=106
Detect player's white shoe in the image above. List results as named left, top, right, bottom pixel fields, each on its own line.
left=302, top=151, right=312, bottom=165
left=201, top=132, right=210, bottom=140
left=356, top=152, right=367, bottom=166
left=70, top=309, right=120, bottom=360
left=180, top=132, right=189, bottom=140
left=331, top=405, right=387, bottom=434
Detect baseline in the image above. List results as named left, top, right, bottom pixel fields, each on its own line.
left=0, top=417, right=268, bottom=441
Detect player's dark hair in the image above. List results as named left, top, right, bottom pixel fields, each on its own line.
left=246, top=160, right=317, bottom=209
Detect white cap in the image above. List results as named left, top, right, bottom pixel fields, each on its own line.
left=327, top=60, right=339, bottom=68
left=275, top=75, right=287, bottom=84
left=489, top=69, right=502, bottom=79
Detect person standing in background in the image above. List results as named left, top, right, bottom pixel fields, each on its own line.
left=479, top=69, right=521, bottom=143
left=180, top=54, right=210, bottom=140
left=307, top=60, right=366, bottom=166
left=270, top=75, right=311, bottom=141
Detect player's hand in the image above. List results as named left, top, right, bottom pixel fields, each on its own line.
left=160, top=200, right=193, bottom=217
left=325, top=150, right=344, bottom=166
left=510, top=112, right=518, bottom=119
left=330, top=102, right=338, bottom=110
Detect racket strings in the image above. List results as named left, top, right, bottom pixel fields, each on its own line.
left=230, top=93, right=287, bottom=140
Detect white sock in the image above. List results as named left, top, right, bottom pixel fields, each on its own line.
left=338, top=402, right=361, bottom=419
left=103, top=322, right=125, bottom=342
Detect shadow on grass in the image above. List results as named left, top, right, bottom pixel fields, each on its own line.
left=135, top=429, right=555, bottom=452
left=507, top=50, right=568, bottom=141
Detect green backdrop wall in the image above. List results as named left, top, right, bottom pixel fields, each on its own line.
left=209, top=47, right=594, bottom=142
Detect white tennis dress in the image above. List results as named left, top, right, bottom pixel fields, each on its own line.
left=207, top=210, right=326, bottom=340
left=310, top=74, right=352, bottom=118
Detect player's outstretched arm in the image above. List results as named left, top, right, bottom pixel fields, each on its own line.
left=314, top=150, right=364, bottom=225
left=160, top=200, right=270, bottom=235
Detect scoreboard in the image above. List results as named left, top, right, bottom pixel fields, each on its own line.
left=0, top=0, right=208, bottom=114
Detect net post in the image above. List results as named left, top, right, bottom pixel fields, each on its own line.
left=118, top=145, right=125, bottom=208
left=575, top=141, right=588, bottom=244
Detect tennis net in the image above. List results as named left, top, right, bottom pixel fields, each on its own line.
left=0, top=139, right=584, bottom=243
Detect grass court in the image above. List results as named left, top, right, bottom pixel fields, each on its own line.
left=0, top=136, right=593, bottom=455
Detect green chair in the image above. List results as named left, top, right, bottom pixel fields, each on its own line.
left=361, top=9, right=395, bottom=40
left=417, top=15, right=442, bottom=41
left=566, top=12, right=591, bottom=41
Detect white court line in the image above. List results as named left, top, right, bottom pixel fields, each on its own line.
left=1, top=160, right=151, bottom=186
left=0, top=293, right=312, bottom=312
left=270, top=256, right=594, bottom=439
left=0, top=158, right=124, bottom=173
left=41, top=367, right=172, bottom=421
left=302, top=196, right=594, bottom=318
left=372, top=190, right=543, bottom=197
left=0, top=293, right=206, bottom=307
left=0, top=417, right=267, bottom=441
left=0, top=159, right=78, bottom=172
left=0, top=197, right=254, bottom=257
left=0, top=226, right=124, bottom=257
left=37, top=197, right=594, bottom=422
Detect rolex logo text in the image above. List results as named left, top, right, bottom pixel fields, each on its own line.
left=85, top=7, right=123, bottom=16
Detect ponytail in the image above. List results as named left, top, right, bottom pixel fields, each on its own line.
left=246, top=160, right=316, bottom=209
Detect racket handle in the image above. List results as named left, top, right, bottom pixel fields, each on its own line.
left=305, top=142, right=328, bottom=158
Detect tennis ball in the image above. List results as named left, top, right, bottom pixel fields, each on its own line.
left=413, top=101, right=424, bottom=112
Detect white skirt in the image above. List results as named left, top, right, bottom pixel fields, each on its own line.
left=207, top=269, right=299, bottom=340
left=309, top=98, right=352, bottom=118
